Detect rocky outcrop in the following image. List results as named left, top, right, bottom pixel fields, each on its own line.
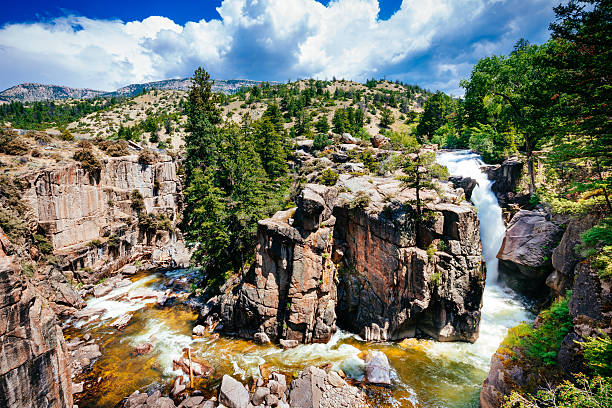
left=0, top=259, right=73, bottom=408
left=497, top=209, right=564, bottom=295
left=334, top=177, right=484, bottom=342
left=22, top=155, right=187, bottom=280
left=547, top=214, right=600, bottom=296
left=209, top=173, right=484, bottom=344
left=217, top=185, right=338, bottom=344
left=482, top=157, right=529, bottom=208
left=481, top=213, right=611, bottom=407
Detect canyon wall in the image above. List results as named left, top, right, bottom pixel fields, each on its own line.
left=209, top=176, right=485, bottom=344
left=0, top=259, right=72, bottom=408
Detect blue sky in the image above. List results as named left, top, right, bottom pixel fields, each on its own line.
left=0, top=0, right=557, bottom=95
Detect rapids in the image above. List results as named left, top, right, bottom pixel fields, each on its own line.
left=68, top=150, right=534, bottom=408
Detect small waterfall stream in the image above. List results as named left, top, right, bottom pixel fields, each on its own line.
left=69, top=150, right=534, bottom=408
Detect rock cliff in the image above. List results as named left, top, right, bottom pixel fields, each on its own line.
left=0, top=259, right=73, bottom=408
left=480, top=212, right=611, bottom=407
left=23, top=155, right=187, bottom=277
left=207, top=174, right=484, bottom=344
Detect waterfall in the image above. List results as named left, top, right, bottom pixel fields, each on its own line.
left=428, top=150, right=533, bottom=375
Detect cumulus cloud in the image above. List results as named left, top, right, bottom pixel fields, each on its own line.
left=0, top=0, right=556, bottom=94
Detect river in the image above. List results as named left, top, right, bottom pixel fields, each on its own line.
left=67, top=150, right=533, bottom=408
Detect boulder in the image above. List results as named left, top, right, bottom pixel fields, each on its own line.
left=448, top=176, right=478, bottom=201
left=371, top=134, right=389, bottom=148
left=364, top=351, right=392, bottom=385
left=280, top=339, right=299, bottom=349
left=497, top=210, right=563, bottom=292
left=93, top=284, right=113, bottom=298
left=341, top=133, right=359, bottom=144
left=172, top=356, right=212, bottom=378
left=171, top=376, right=186, bottom=397
left=331, top=152, right=349, bottom=163
left=112, top=313, right=133, bottom=331
left=177, top=396, right=205, bottom=408
left=254, top=332, right=271, bottom=344
left=134, top=342, right=153, bottom=355
left=288, top=366, right=369, bottom=408
left=250, top=387, right=270, bottom=406
left=219, top=375, right=250, bottom=408
left=192, top=325, right=206, bottom=336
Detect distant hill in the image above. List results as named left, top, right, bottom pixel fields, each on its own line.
left=0, top=83, right=107, bottom=102
left=0, top=78, right=267, bottom=102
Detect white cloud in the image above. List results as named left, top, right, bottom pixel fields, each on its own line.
left=0, top=0, right=550, bottom=93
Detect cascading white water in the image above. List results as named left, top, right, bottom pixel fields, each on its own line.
left=427, top=151, right=533, bottom=374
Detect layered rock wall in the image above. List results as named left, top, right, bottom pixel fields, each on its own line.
left=21, top=155, right=187, bottom=281
left=0, top=259, right=72, bottom=408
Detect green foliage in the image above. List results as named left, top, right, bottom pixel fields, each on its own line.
left=348, top=191, right=371, bottom=209
left=467, top=123, right=518, bottom=163
left=379, top=107, right=394, bottom=128
left=359, top=149, right=379, bottom=174
left=130, top=190, right=145, bottom=213
left=183, top=68, right=289, bottom=284
left=416, top=91, right=454, bottom=140
left=0, top=129, right=29, bottom=155
left=313, top=133, right=332, bottom=151
left=504, top=374, right=612, bottom=408
left=138, top=212, right=173, bottom=233
left=580, top=333, right=612, bottom=377
left=522, top=295, right=573, bottom=365
left=314, top=115, right=330, bottom=133
left=33, top=233, right=53, bottom=255
left=577, top=218, right=612, bottom=279
left=73, top=149, right=102, bottom=174
left=96, top=139, right=130, bottom=157
left=59, top=128, right=74, bottom=141
left=138, top=148, right=158, bottom=165
left=0, top=98, right=121, bottom=130
left=318, top=169, right=339, bottom=186
left=0, top=207, right=28, bottom=242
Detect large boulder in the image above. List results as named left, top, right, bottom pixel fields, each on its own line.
left=497, top=210, right=563, bottom=293
left=288, top=366, right=368, bottom=408
left=364, top=351, right=392, bottom=385
left=219, top=375, right=250, bottom=408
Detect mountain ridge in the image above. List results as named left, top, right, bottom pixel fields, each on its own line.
left=0, top=78, right=268, bottom=102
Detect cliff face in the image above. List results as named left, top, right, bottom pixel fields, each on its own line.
left=219, top=185, right=339, bottom=343
left=22, top=154, right=187, bottom=283
left=334, top=198, right=483, bottom=342
left=0, top=259, right=72, bottom=408
left=210, top=175, right=484, bottom=344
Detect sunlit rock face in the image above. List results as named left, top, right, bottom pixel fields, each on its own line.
left=214, top=176, right=484, bottom=344
left=21, top=155, right=188, bottom=281
left=0, top=259, right=72, bottom=408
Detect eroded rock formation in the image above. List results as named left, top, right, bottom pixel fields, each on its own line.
left=208, top=175, right=484, bottom=344
left=0, top=259, right=73, bottom=408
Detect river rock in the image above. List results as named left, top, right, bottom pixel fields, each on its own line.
left=192, top=325, right=206, bottom=336
left=219, top=375, right=250, bottom=408
left=172, top=356, right=212, bottom=378
left=112, top=313, right=133, bottom=330
left=288, top=366, right=368, bottom=408
left=121, top=265, right=138, bottom=275
left=134, top=342, right=154, bottom=355
left=280, top=339, right=299, bottom=349
left=497, top=209, right=563, bottom=293
left=171, top=376, right=186, bottom=397
left=177, top=396, right=205, bottom=408
left=254, top=332, right=271, bottom=344
left=250, top=386, right=270, bottom=405
left=448, top=176, right=477, bottom=201
left=94, top=284, right=113, bottom=298
left=364, top=351, right=392, bottom=385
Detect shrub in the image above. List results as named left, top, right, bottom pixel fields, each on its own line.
left=577, top=218, right=612, bottom=279
left=580, top=333, right=612, bottom=377
left=138, top=148, right=158, bottom=165
left=313, top=134, right=332, bottom=151
left=0, top=207, right=28, bottom=242
left=96, top=139, right=129, bottom=157
left=107, top=234, right=121, bottom=249
left=59, top=128, right=74, bottom=141
left=349, top=191, right=371, bottom=209
left=33, top=233, right=53, bottom=255
left=0, top=129, right=29, bottom=155
left=73, top=149, right=102, bottom=174
left=130, top=190, right=145, bottom=213
left=318, top=169, right=339, bottom=186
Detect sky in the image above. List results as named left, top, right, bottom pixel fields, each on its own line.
left=0, top=0, right=558, bottom=95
